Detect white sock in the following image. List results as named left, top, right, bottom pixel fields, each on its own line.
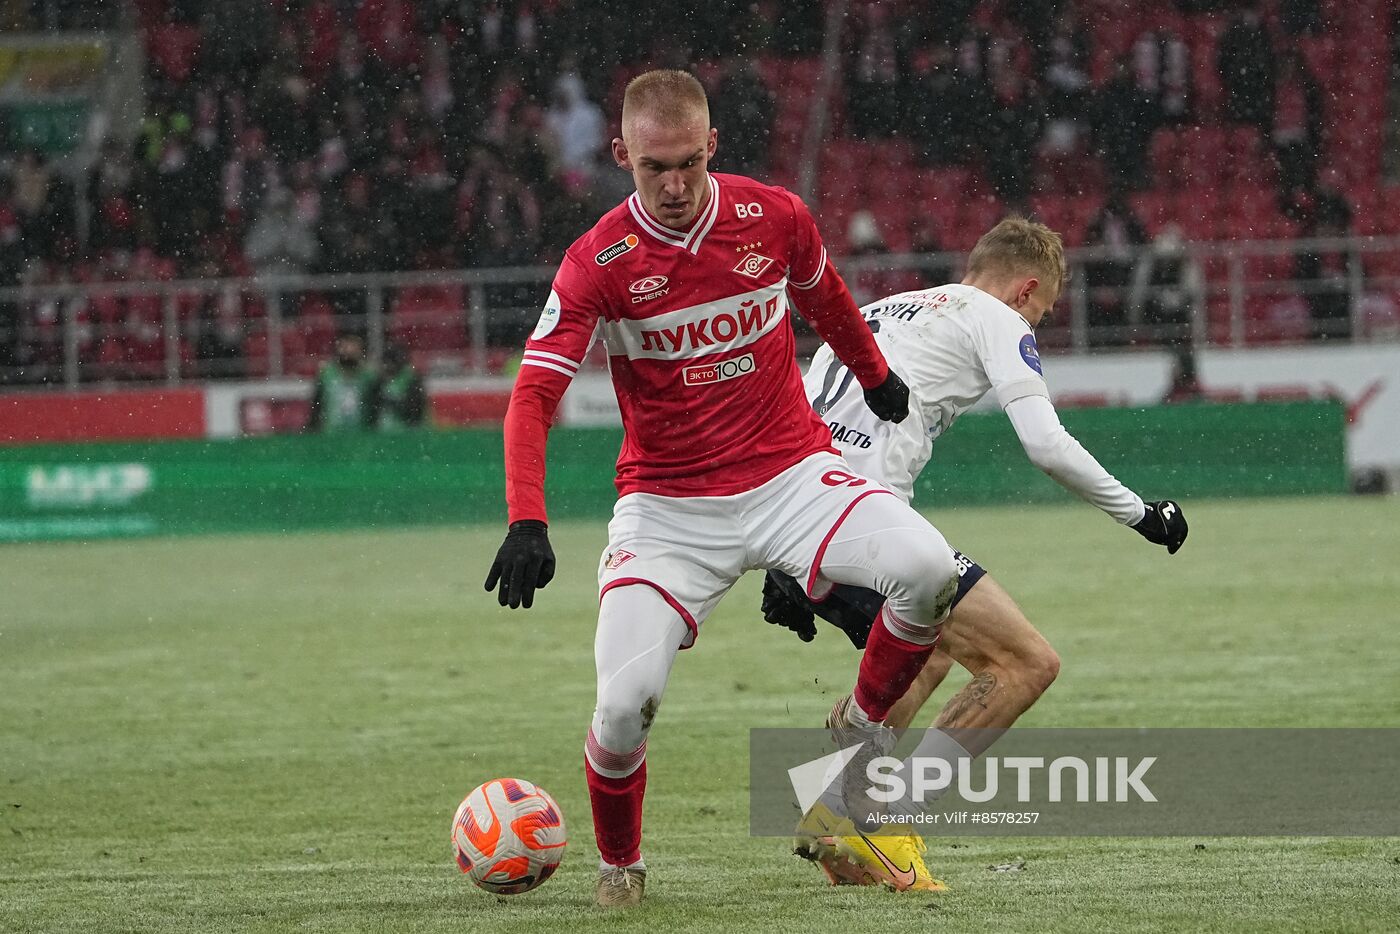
left=600, top=857, right=646, bottom=872
left=888, top=728, right=974, bottom=819
left=844, top=693, right=879, bottom=729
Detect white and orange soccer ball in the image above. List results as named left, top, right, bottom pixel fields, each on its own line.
left=452, top=778, right=567, bottom=895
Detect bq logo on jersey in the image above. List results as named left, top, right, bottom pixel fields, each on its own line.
left=596, top=234, right=639, bottom=266
left=683, top=352, right=755, bottom=386
left=732, top=252, right=776, bottom=279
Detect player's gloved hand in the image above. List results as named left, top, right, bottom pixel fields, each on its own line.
left=761, top=571, right=816, bottom=642
left=484, top=519, right=556, bottom=609
left=863, top=368, right=910, bottom=423
left=1132, top=500, right=1189, bottom=554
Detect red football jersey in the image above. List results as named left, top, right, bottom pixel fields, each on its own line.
left=505, top=172, right=888, bottom=522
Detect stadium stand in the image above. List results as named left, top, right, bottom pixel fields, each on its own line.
left=0, top=0, right=1393, bottom=383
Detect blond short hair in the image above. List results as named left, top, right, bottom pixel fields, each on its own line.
left=622, top=69, right=710, bottom=129
left=966, top=216, right=1067, bottom=292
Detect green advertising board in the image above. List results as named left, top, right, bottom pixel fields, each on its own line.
left=0, top=401, right=1347, bottom=543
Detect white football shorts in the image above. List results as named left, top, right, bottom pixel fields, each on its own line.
left=597, top=450, right=935, bottom=648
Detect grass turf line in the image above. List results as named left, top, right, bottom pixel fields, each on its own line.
left=2, top=496, right=1398, bottom=932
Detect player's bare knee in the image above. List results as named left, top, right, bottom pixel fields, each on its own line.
left=971, top=643, right=1058, bottom=701
left=1027, top=644, right=1061, bottom=695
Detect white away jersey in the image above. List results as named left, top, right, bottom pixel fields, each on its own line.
left=804, top=284, right=1049, bottom=501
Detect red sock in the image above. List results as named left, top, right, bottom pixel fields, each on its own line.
left=853, top=608, right=937, bottom=722
left=585, top=757, right=647, bottom=866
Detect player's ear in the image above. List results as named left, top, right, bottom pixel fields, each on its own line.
left=612, top=138, right=631, bottom=171
left=706, top=127, right=718, bottom=159
left=1018, top=277, right=1040, bottom=308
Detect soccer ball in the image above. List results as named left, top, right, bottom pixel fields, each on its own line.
left=452, top=778, right=567, bottom=894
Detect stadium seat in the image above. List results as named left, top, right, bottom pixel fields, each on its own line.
left=1244, top=293, right=1312, bottom=344
left=389, top=284, right=467, bottom=354
left=293, top=293, right=340, bottom=372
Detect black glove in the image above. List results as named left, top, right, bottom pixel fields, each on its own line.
left=483, top=520, right=556, bottom=608
left=762, top=571, right=817, bottom=642
left=1132, top=500, right=1188, bottom=554
left=863, top=368, right=910, bottom=423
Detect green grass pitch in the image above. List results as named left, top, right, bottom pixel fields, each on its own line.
left=3, top=495, right=1399, bottom=933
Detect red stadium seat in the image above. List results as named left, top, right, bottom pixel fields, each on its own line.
left=389, top=284, right=467, bottom=353
left=1244, top=293, right=1311, bottom=345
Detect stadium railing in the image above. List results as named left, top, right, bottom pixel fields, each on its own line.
left=0, top=235, right=1395, bottom=388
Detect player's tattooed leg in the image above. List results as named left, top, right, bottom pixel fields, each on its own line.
left=934, top=671, right=998, bottom=729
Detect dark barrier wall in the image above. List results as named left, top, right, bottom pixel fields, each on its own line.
left=0, top=401, right=1346, bottom=543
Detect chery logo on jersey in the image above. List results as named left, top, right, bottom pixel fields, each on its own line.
left=733, top=252, right=776, bottom=279
left=596, top=233, right=639, bottom=266
left=683, top=352, right=755, bottom=386
left=629, top=275, right=668, bottom=294
left=1019, top=333, right=1043, bottom=374
left=628, top=275, right=670, bottom=303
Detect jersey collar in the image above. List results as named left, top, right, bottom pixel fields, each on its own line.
left=626, top=174, right=720, bottom=255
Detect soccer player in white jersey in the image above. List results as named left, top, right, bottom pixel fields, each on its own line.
left=762, top=217, right=1189, bottom=890
left=484, top=70, right=971, bottom=907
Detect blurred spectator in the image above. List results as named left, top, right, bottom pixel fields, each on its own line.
left=223, top=129, right=281, bottom=234
left=318, top=172, right=399, bottom=275
left=1092, top=61, right=1157, bottom=191
left=907, top=43, right=980, bottom=166
left=1293, top=185, right=1354, bottom=341
left=543, top=68, right=606, bottom=185
left=191, top=275, right=249, bottom=381
left=251, top=61, right=318, bottom=164
left=1279, top=0, right=1322, bottom=36
left=0, top=184, right=21, bottom=381
left=1217, top=6, right=1274, bottom=134
left=846, top=3, right=904, bottom=139
left=13, top=147, right=75, bottom=263
left=1132, top=26, right=1192, bottom=126
left=198, top=0, right=273, bottom=90
left=1271, top=50, right=1323, bottom=196
left=457, top=145, right=541, bottom=269
left=245, top=188, right=319, bottom=281
left=1042, top=8, right=1091, bottom=121
left=356, top=0, right=423, bottom=78
left=1128, top=224, right=1204, bottom=345
left=370, top=343, right=427, bottom=431
left=145, top=118, right=204, bottom=263
left=910, top=214, right=954, bottom=287
left=87, top=143, right=141, bottom=255
left=306, top=333, right=375, bottom=433
left=982, top=69, right=1043, bottom=205
left=711, top=60, right=774, bottom=177
left=847, top=209, right=888, bottom=257
left=1083, top=190, right=1149, bottom=345
left=1162, top=345, right=1204, bottom=403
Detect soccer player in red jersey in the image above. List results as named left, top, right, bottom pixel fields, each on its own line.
left=484, top=70, right=959, bottom=907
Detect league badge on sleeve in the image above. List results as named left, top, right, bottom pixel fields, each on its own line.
left=1019, top=333, right=1043, bottom=375
left=532, top=290, right=562, bottom=340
